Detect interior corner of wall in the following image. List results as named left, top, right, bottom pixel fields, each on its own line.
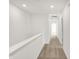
left=57, top=35, right=62, bottom=44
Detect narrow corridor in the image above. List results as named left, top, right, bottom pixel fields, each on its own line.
left=9, top=0, right=70, bottom=59
left=38, top=36, right=67, bottom=59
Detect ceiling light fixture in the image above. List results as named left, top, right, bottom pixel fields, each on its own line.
left=50, top=5, right=54, bottom=8
left=22, top=4, right=26, bottom=7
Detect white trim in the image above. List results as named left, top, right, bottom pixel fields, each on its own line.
left=9, top=33, right=42, bottom=54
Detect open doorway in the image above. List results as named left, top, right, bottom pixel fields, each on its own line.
left=49, top=16, right=59, bottom=39
left=51, top=22, right=57, bottom=37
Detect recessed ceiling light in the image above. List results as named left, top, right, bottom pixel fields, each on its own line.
left=50, top=5, right=54, bottom=8
left=22, top=4, right=26, bottom=7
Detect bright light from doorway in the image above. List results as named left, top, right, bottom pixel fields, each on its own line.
left=22, top=4, right=26, bottom=7
left=50, top=5, right=54, bottom=8
left=51, top=23, right=57, bottom=36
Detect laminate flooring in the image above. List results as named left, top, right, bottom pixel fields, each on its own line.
left=38, top=36, right=67, bottom=59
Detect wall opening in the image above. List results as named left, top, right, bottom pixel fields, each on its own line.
left=51, top=22, right=57, bottom=37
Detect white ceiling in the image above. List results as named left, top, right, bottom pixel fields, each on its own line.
left=10, top=0, right=69, bottom=14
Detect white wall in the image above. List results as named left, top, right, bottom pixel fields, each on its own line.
left=58, top=15, right=63, bottom=44
left=63, top=3, right=70, bottom=59
left=9, top=3, right=32, bottom=46
left=9, top=3, right=45, bottom=59
left=10, top=34, right=44, bottom=59
left=31, top=14, right=49, bottom=44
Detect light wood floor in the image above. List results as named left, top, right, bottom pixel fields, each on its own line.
left=38, top=36, right=67, bottom=59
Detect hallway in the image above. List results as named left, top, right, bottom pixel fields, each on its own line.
left=38, top=36, right=67, bottom=59
left=9, top=0, right=70, bottom=59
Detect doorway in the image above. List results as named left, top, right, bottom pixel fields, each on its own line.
left=51, top=22, right=57, bottom=36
